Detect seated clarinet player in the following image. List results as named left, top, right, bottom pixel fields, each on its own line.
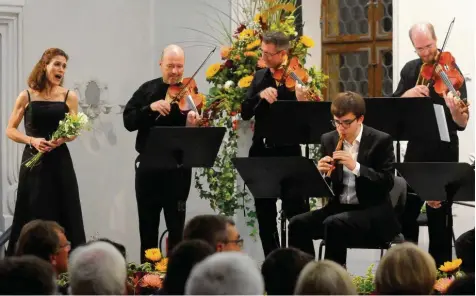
left=288, top=91, right=401, bottom=266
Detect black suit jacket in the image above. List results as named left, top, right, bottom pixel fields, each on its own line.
left=320, top=125, right=395, bottom=207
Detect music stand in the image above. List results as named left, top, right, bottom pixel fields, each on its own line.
left=233, top=156, right=335, bottom=247
left=364, top=97, right=447, bottom=162
left=140, top=127, right=226, bottom=170
left=395, top=162, right=475, bottom=248
left=255, top=101, right=334, bottom=157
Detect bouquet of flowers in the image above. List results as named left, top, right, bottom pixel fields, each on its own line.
left=128, top=248, right=168, bottom=295
left=434, top=258, right=464, bottom=294
left=24, top=112, right=90, bottom=168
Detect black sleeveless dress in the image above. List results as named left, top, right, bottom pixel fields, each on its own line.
left=6, top=90, right=86, bottom=255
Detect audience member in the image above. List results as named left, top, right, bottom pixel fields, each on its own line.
left=261, top=247, right=314, bottom=295
left=445, top=273, right=475, bottom=295
left=185, top=251, right=264, bottom=295
left=69, top=241, right=127, bottom=295
left=294, top=259, right=356, bottom=295
left=183, top=214, right=243, bottom=251
left=0, top=255, right=56, bottom=294
left=375, top=242, right=437, bottom=295
left=455, top=228, right=475, bottom=273
left=161, top=239, right=215, bottom=295
left=15, top=219, right=69, bottom=275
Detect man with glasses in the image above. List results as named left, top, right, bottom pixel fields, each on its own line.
left=288, top=92, right=400, bottom=266
left=392, top=23, right=470, bottom=267
left=241, top=31, right=311, bottom=258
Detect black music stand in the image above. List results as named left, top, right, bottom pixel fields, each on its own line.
left=140, top=127, right=226, bottom=170
left=395, top=162, right=475, bottom=249
left=364, top=97, right=447, bottom=162
left=232, top=156, right=335, bottom=247
left=255, top=101, right=333, bottom=157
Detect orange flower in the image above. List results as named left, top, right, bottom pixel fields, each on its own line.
left=140, top=274, right=163, bottom=288
left=439, top=258, right=462, bottom=273
left=155, top=258, right=168, bottom=273
left=244, top=51, right=257, bottom=57
left=434, top=278, right=454, bottom=293
left=257, top=58, right=266, bottom=68
left=144, top=248, right=162, bottom=262
left=234, top=54, right=241, bottom=61
left=220, top=46, right=231, bottom=59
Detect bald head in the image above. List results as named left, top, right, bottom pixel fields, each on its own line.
left=409, top=23, right=436, bottom=44
left=161, top=44, right=184, bottom=61
left=160, top=44, right=185, bottom=84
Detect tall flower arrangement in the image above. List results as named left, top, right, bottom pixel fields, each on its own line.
left=194, top=0, right=328, bottom=235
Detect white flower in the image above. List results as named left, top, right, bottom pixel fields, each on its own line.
left=217, top=84, right=223, bottom=89
left=224, top=80, right=235, bottom=89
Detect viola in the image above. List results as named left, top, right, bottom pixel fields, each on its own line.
left=166, top=77, right=204, bottom=112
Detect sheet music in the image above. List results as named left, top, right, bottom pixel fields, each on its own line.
left=433, top=104, right=450, bottom=142
left=186, top=95, right=199, bottom=114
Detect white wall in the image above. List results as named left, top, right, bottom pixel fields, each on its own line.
left=393, top=0, right=476, bottom=162
left=302, top=0, right=321, bottom=69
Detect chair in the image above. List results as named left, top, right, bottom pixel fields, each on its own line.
left=318, top=175, right=407, bottom=259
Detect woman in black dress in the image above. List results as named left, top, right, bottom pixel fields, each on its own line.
left=5, top=48, right=86, bottom=255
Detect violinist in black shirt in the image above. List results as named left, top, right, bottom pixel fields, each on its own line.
left=241, top=31, right=311, bottom=257
left=123, top=44, right=200, bottom=262
left=392, top=23, right=469, bottom=266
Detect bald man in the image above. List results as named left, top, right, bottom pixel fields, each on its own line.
left=392, top=23, right=469, bottom=267
left=123, top=44, right=200, bottom=262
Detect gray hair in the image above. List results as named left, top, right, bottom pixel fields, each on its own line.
left=69, top=241, right=127, bottom=295
left=185, top=252, right=264, bottom=295
left=294, top=260, right=357, bottom=295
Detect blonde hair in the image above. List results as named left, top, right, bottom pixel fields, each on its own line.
left=375, top=242, right=437, bottom=295
left=294, top=260, right=356, bottom=295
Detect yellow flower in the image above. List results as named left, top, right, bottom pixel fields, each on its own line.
left=239, top=29, right=254, bottom=39
left=439, top=258, right=462, bottom=272
left=300, top=35, right=315, bottom=48
left=155, top=258, right=168, bottom=273
left=238, top=75, right=254, bottom=88
left=246, top=39, right=261, bottom=51
left=206, top=63, right=221, bottom=79
left=244, top=51, right=258, bottom=57
left=144, top=248, right=162, bottom=262
left=140, top=274, right=163, bottom=288
left=254, top=13, right=267, bottom=23
left=434, top=278, right=454, bottom=293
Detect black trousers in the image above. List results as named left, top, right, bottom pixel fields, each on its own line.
left=402, top=139, right=458, bottom=267
left=135, top=156, right=191, bottom=263
left=249, top=141, right=310, bottom=258
left=288, top=200, right=399, bottom=265
left=400, top=192, right=453, bottom=267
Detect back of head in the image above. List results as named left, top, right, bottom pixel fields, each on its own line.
left=162, top=239, right=215, bottom=295
left=375, top=242, right=437, bottom=295
left=185, top=251, right=264, bottom=295
left=294, top=260, right=356, bottom=295
left=445, top=273, right=475, bottom=295
left=15, top=219, right=62, bottom=262
left=409, top=22, right=436, bottom=43
left=261, top=247, right=314, bottom=295
left=262, top=31, right=290, bottom=51
left=69, top=241, right=127, bottom=295
left=331, top=91, right=366, bottom=118
left=183, top=215, right=229, bottom=249
left=0, top=255, right=56, bottom=294
left=95, top=238, right=127, bottom=259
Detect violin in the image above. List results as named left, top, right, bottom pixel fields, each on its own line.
left=165, top=77, right=204, bottom=112
left=272, top=56, right=322, bottom=101
left=418, top=18, right=467, bottom=106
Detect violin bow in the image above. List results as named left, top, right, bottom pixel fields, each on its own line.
left=427, top=17, right=455, bottom=87
left=155, top=46, right=217, bottom=120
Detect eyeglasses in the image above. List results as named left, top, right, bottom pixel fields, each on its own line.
left=258, top=48, right=282, bottom=58
left=58, top=241, right=71, bottom=252
left=224, top=238, right=244, bottom=248
left=414, top=43, right=434, bottom=54
left=330, top=117, right=358, bottom=128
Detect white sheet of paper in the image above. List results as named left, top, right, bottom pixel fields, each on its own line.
left=433, top=104, right=450, bottom=142
left=186, top=95, right=199, bottom=114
